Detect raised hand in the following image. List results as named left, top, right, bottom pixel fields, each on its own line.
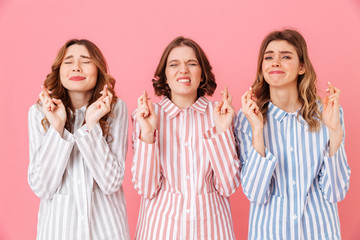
left=86, top=84, right=113, bottom=131
left=214, top=86, right=235, bottom=133
left=322, top=82, right=343, bottom=156
left=241, top=87, right=263, bottom=132
left=39, top=85, right=66, bottom=135
left=322, top=82, right=341, bottom=131
left=241, top=87, right=265, bottom=156
left=136, top=90, right=157, bottom=143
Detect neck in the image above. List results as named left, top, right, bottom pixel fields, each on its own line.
left=170, top=93, right=198, bottom=109
left=68, top=90, right=93, bottom=110
left=270, top=85, right=301, bottom=113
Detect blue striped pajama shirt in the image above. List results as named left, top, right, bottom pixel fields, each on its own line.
left=235, top=102, right=350, bottom=240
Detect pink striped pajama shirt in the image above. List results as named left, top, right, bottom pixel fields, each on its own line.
left=132, top=96, right=241, bottom=240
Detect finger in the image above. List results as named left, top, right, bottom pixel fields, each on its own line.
left=241, top=90, right=249, bottom=106
left=215, top=101, right=224, bottom=114
left=52, top=98, right=63, bottom=107
left=42, top=85, right=51, bottom=99
left=147, top=99, right=155, bottom=115
left=227, top=91, right=233, bottom=104
left=327, top=82, right=335, bottom=95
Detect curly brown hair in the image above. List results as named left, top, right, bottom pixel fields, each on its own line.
left=253, top=29, right=321, bottom=132
left=152, top=36, right=217, bottom=99
left=38, top=39, right=118, bottom=136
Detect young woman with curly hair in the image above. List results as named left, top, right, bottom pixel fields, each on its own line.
left=132, top=36, right=241, bottom=239
left=28, top=39, right=130, bottom=239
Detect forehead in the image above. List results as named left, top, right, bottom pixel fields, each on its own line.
left=64, top=44, right=90, bottom=57
left=265, top=40, right=297, bottom=53
left=167, top=45, right=197, bottom=61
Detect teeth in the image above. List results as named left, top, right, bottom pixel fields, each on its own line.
left=178, top=79, right=190, bottom=83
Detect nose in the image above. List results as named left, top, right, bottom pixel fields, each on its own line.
left=179, top=63, right=189, bottom=74
left=272, top=56, right=280, bottom=67
left=72, top=61, right=82, bottom=72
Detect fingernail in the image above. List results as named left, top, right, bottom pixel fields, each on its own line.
left=105, top=84, right=108, bottom=88
left=328, top=81, right=331, bottom=85
left=41, top=85, right=43, bottom=88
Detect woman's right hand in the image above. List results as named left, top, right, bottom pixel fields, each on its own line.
left=241, top=87, right=265, bottom=157
left=241, top=88, right=263, bottom=132
left=136, top=90, right=157, bottom=143
left=39, top=85, right=66, bottom=135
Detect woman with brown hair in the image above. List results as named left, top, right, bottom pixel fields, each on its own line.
left=132, top=36, right=241, bottom=239
left=235, top=29, right=350, bottom=239
left=28, top=39, right=130, bottom=239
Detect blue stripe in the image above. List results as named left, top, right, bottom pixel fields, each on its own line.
left=235, top=103, right=350, bottom=239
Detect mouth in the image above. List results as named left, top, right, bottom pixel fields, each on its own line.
left=269, top=70, right=284, bottom=74
left=70, top=76, right=86, bottom=81
left=177, top=77, right=191, bottom=83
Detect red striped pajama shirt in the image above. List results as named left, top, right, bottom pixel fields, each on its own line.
left=132, top=96, right=241, bottom=240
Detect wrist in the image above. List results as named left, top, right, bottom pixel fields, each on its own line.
left=140, top=130, right=155, bottom=144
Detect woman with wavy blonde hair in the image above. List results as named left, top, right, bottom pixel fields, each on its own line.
left=235, top=29, right=350, bottom=239
left=28, top=39, right=130, bottom=239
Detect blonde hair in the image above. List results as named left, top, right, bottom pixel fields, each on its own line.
left=38, top=39, right=117, bottom=137
left=253, top=29, right=321, bottom=132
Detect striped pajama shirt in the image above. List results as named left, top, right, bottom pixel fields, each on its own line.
left=132, top=96, right=241, bottom=240
left=235, top=102, right=350, bottom=240
left=28, top=99, right=130, bottom=240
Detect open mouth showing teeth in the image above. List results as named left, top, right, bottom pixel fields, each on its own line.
left=177, top=79, right=191, bottom=83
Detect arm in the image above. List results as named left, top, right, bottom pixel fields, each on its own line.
left=28, top=105, right=74, bottom=199
left=235, top=110, right=277, bottom=204
left=131, top=91, right=162, bottom=199
left=74, top=99, right=128, bottom=194
left=203, top=126, right=241, bottom=197
left=319, top=106, right=350, bottom=202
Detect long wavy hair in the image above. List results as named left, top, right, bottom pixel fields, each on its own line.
left=253, top=29, right=321, bottom=132
left=38, top=39, right=118, bottom=137
left=152, top=36, right=217, bottom=99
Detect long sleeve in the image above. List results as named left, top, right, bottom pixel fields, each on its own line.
left=203, top=126, right=241, bottom=197
left=235, top=110, right=277, bottom=204
left=131, top=110, right=162, bottom=199
left=28, top=104, right=75, bottom=199
left=74, top=99, right=128, bottom=194
left=319, top=106, right=351, bottom=202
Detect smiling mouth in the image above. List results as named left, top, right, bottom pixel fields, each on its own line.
left=70, top=76, right=86, bottom=81
left=269, top=71, right=284, bottom=74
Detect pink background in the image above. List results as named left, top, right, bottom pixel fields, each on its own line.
left=1, top=0, right=359, bottom=239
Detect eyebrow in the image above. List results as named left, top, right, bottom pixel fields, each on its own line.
left=264, top=50, right=294, bottom=55
left=167, top=59, right=198, bottom=63
left=64, top=55, right=91, bottom=60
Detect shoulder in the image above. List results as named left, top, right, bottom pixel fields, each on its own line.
left=112, top=98, right=128, bottom=114
left=28, top=103, right=43, bottom=120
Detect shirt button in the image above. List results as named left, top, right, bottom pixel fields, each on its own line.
left=289, top=146, right=294, bottom=151
left=292, top=180, right=296, bottom=185
left=77, top=179, right=82, bottom=184
left=81, top=216, right=85, bottom=220
left=293, top=214, right=298, bottom=220
left=184, top=142, right=188, bottom=147
left=186, top=209, right=190, bottom=214
left=186, top=175, right=190, bottom=180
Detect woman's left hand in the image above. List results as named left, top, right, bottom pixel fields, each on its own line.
left=86, top=85, right=113, bottom=131
left=322, top=82, right=341, bottom=131
left=214, top=86, right=235, bottom=134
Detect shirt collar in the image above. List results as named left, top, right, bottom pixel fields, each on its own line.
left=268, top=101, right=303, bottom=123
left=159, top=96, right=209, bottom=119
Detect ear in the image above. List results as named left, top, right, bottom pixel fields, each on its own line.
left=299, top=64, right=305, bottom=75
